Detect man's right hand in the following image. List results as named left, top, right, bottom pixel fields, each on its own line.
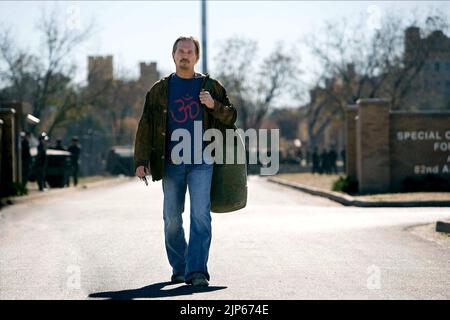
left=136, top=165, right=147, bottom=178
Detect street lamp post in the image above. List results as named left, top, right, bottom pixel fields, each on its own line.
left=201, top=0, right=208, bottom=74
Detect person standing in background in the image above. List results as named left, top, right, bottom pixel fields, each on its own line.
left=54, top=139, right=65, bottom=151
left=21, top=131, right=32, bottom=187
left=35, top=132, right=49, bottom=191
left=68, top=137, right=81, bottom=187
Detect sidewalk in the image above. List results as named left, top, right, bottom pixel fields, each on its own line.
left=268, top=173, right=450, bottom=207
left=1, top=175, right=134, bottom=208
left=408, top=221, right=450, bottom=248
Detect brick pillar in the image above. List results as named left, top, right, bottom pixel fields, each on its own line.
left=355, top=99, right=391, bottom=194
left=0, top=108, right=17, bottom=196
left=345, top=105, right=358, bottom=179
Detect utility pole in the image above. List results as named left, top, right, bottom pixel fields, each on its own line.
left=201, top=0, right=208, bottom=74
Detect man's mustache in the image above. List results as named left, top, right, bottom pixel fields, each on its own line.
left=180, top=59, right=190, bottom=63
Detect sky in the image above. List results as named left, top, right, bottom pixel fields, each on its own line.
left=0, top=0, right=449, bottom=107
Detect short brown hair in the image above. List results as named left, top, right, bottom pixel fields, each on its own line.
left=172, top=36, right=200, bottom=59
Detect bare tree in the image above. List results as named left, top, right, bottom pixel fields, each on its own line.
left=0, top=5, right=95, bottom=134
left=302, top=9, right=449, bottom=151
left=213, top=37, right=301, bottom=130
left=33, top=7, right=94, bottom=125
left=0, top=27, right=39, bottom=104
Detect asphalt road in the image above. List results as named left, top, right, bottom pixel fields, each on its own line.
left=0, top=176, right=449, bottom=300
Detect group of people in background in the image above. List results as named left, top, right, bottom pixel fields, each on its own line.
left=20, top=132, right=81, bottom=192
left=309, top=147, right=344, bottom=175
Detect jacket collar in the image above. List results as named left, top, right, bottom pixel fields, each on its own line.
left=158, top=72, right=211, bottom=105
left=162, top=72, right=209, bottom=82
left=160, top=72, right=211, bottom=93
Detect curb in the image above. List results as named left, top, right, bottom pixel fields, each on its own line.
left=436, top=221, right=450, bottom=233
left=268, top=177, right=450, bottom=207
left=1, top=176, right=134, bottom=207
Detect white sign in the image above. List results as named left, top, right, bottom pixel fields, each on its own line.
left=396, top=130, right=450, bottom=175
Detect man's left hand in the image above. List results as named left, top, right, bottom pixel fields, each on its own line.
left=199, top=89, right=215, bottom=109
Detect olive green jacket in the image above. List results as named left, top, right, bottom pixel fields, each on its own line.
left=134, top=73, right=237, bottom=181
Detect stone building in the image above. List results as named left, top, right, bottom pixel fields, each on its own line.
left=82, top=55, right=160, bottom=176
left=139, top=62, right=159, bottom=91
left=87, top=55, right=113, bottom=88
left=87, top=55, right=160, bottom=91
left=297, top=75, right=349, bottom=158
left=298, top=26, right=450, bottom=166
left=403, top=27, right=450, bottom=110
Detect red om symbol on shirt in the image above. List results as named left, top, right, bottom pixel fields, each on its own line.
left=169, top=94, right=200, bottom=123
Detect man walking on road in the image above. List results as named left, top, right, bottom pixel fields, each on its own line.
left=134, top=36, right=237, bottom=287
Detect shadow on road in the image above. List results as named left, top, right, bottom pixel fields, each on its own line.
left=88, top=281, right=227, bottom=299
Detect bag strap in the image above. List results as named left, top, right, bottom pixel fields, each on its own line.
left=202, top=75, right=238, bottom=131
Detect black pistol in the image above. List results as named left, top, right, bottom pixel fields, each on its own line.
left=140, top=176, right=148, bottom=186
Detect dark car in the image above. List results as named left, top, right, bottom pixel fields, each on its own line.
left=29, top=147, right=71, bottom=188
left=105, top=145, right=134, bottom=176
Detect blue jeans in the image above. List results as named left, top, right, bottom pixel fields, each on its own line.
left=162, top=159, right=213, bottom=282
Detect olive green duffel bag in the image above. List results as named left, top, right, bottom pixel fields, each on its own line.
left=210, top=123, right=248, bottom=213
